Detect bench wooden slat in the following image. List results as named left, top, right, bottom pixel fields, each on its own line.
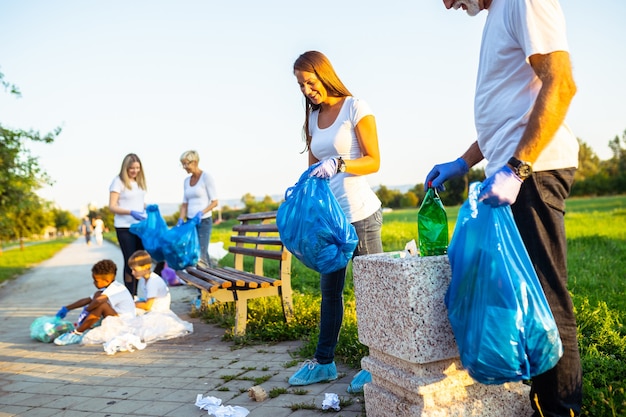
left=223, top=266, right=282, bottom=287
left=176, top=270, right=219, bottom=293
left=230, top=236, right=282, bottom=246
left=200, top=266, right=264, bottom=289
left=186, top=267, right=232, bottom=289
left=232, top=224, right=278, bottom=234
left=229, top=246, right=285, bottom=261
left=236, top=211, right=277, bottom=221
left=195, top=266, right=247, bottom=288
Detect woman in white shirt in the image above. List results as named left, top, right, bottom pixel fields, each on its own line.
left=177, top=150, right=219, bottom=267
left=109, top=153, right=147, bottom=296
left=288, top=51, right=383, bottom=393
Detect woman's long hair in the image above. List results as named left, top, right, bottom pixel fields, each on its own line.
left=118, top=153, right=147, bottom=190
left=293, top=51, right=352, bottom=151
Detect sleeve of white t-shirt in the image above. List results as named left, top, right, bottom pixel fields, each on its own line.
left=512, top=0, right=569, bottom=59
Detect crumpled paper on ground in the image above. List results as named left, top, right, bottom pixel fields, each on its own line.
left=195, top=394, right=249, bottom=417
left=103, top=333, right=146, bottom=355
left=321, top=392, right=341, bottom=411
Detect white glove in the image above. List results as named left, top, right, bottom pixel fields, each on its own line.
left=309, top=158, right=338, bottom=179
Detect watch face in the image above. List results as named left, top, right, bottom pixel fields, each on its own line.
left=518, top=164, right=532, bottom=179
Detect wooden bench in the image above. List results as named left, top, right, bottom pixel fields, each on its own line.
left=176, top=211, right=294, bottom=335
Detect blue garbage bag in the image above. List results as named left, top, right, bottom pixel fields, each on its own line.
left=445, top=182, right=563, bottom=384
left=30, top=316, right=75, bottom=343
left=130, top=204, right=168, bottom=262
left=277, top=165, right=358, bottom=274
left=162, top=216, right=200, bottom=270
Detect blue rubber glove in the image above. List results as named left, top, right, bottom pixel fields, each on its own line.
left=478, top=166, right=523, bottom=207
left=424, top=157, right=469, bottom=191
left=130, top=210, right=146, bottom=221
left=194, top=212, right=203, bottom=222
left=309, top=158, right=338, bottom=179
left=176, top=218, right=184, bottom=227
left=56, top=306, right=69, bottom=318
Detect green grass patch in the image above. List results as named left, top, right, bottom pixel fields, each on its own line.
left=0, top=237, right=76, bottom=284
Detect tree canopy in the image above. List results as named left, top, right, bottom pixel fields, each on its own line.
left=0, top=71, right=61, bottom=243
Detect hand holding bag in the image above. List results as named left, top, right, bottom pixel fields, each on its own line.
left=130, top=204, right=168, bottom=262
left=445, top=182, right=563, bottom=384
left=277, top=166, right=358, bottom=274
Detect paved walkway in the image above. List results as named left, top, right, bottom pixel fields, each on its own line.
left=0, top=240, right=365, bottom=417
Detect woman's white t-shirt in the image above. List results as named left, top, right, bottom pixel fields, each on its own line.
left=309, top=96, right=381, bottom=224
left=109, top=176, right=146, bottom=228
left=183, top=172, right=218, bottom=220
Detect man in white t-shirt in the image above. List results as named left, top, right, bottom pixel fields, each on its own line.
left=425, top=1, right=582, bottom=416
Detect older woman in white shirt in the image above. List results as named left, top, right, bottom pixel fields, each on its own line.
left=177, top=150, right=219, bottom=267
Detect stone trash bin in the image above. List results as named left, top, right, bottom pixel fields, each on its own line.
left=352, top=253, right=532, bottom=417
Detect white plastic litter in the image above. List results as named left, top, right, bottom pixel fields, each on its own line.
left=321, top=392, right=341, bottom=411
left=195, top=394, right=250, bottom=417
left=209, top=241, right=229, bottom=264
left=82, top=311, right=193, bottom=349
left=103, top=333, right=146, bottom=355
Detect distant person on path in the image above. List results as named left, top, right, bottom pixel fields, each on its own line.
left=93, top=215, right=104, bottom=246
left=109, top=153, right=147, bottom=296
left=425, top=1, right=582, bottom=415
left=81, top=216, right=92, bottom=245
left=54, top=259, right=135, bottom=346
left=129, top=250, right=171, bottom=314
left=288, top=50, right=383, bottom=394
left=177, top=150, right=218, bottom=268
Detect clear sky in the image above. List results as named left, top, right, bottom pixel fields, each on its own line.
left=1, top=1, right=625, bottom=213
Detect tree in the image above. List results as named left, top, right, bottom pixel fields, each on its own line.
left=576, top=138, right=601, bottom=181
left=0, top=72, right=60, bottom=245
left=52, top=207, right=80, bottom=235
left=2, top=192, right=50, bottom=249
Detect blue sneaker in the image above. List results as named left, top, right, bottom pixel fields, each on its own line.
left=289, top=359, right=337, bottom=386
left=54, top=331, right=83, bottom=346
left=347, top=369, right=372, bottom=394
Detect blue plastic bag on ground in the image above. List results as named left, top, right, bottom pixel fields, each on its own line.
left=162, top=217, right=200, bottom=270
left=277, top=166, right=358, bottom=274
left=445, top=182, right=563, bottom=384
left=30, top=316, right=74, bottom=343
left=130, top=204, right=168, bottom=262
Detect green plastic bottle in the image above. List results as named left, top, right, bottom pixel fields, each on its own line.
left=418, top=183, right=449, bottom=256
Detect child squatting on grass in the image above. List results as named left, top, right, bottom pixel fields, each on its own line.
left=54, top=259, right=135, bottom=346
left=129, top=250, right=171, bottom=314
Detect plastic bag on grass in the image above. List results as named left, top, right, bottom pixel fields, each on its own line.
left=445, top=182, right=562, bottom=384
left=30, top=316, right=74, bottom=343
left=130, top=204, right=168, bottom=262
left=277, top=166, right=358, bottom=274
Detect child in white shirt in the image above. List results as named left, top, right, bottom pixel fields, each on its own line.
left=129, top=250, right=171, bottom=313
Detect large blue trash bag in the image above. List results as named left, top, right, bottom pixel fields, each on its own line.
left=445, top=182, right=563, bottom=384
left=161, top=216, right=200, bottom=270
left=30, top=316, right=74, bottom=343
left=277, top=165, right=358, bottom=274
left=130, top=204, right=168, bottom=262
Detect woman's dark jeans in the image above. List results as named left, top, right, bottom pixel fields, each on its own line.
left=115, top=227, right=144, bottom=297
left=315, top=208, right=383, bottom=364
left=512, top=169, right=583, bottom=417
